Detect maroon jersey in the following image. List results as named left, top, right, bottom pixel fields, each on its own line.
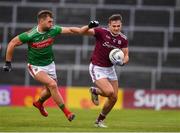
left=91, top=27, right=128, bottom=67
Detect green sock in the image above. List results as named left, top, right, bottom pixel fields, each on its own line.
left=59, top=104, right=71, bottom=116
left=59, top=104, right=65, bottom=110
left=38, top=98, right=45, bottom=104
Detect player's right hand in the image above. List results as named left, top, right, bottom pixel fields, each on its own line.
left=3, top=61, right=12, bottom=72
left=115, top=59, right=125, bottom=66
left=88, top=21, right=99, bottom=28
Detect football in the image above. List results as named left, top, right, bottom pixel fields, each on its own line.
left=109, top=48, right=124, bottom=65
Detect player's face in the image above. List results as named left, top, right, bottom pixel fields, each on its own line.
left=40, top=16, right=54, bottom=31
left=108, top=20, right=122, bottom=35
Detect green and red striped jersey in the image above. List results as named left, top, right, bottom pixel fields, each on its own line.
left=18, top=25, right=62, bottom=66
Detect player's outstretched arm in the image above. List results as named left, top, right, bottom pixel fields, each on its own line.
left=3, top=36, right=23, bottom=72
left=77, top=20, right=99, bottom=35
left=61, top=21, right=99, bottom=35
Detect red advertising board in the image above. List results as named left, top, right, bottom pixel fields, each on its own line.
left=123, top=89, right=180, bottom=110
left=1, top=85, right=180, bottom=110
left=11, top=86, right=66, bottom=107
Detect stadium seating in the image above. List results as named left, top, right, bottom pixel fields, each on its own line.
left=135, top=9, right=170, bottom=27
left=104, top=0, right=137, bottom=5
left=118, top=71, right=152, bottom=89
left=27, top=0, right=60, bottom=3
left=54, top=49, right=76, bottom=64
left=71, top=70, right=93, bottom=86
left=129, top=31, right=164, bottom=47
left=128, top=51, right=158, bottom=67
left=0, top=69, right=25, bottom=85
left=88, top=36, right=96, bottom=45
left=65, top=0, right=97, bottom=4
left=13, top=49, right=27, bottom=62
left=56, top=70, right=68, bottom=86
left=168, top=32, right=180, bottom=47
left=162, top=52, right=180, bottom=68
left=17, top=6, right=52, bottom=23
left=96, top=9, right=130, bottom=26
left=156, top=72, right=180, bottom=89
left=80, top=50, right=92, bottom=65
left=142, top=0, right=176, bottom=6
left=174, top=10, right=180, bottom=27
left=0, top=0, right=180, bottom=89
left=0, top=27, right=3, bottom=43
left=0, top=0, right=22, bottom=2
left=0, top=6, right=13, bottom=23
left=7, top=27, right=31, bottom=41
left=55, top=34, right=83, bottom=45
left=56, top=7, right=90, bottom=25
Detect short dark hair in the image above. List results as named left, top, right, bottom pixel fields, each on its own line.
left=108, top=14, right=122, bottom=23
left=37, top=10, right=53, bottom=21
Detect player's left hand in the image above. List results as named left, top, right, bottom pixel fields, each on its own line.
left=88, top=21, right=99, bottom=28
left=3, top=61, right=12, bottom=72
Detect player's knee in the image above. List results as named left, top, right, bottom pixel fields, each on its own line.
left=111, top=94, right=118, bottom=103
left=108, top=94, right=117, bottom=104
left=48, top=81, right=57, bottom=89
left=105, top=89, right=114, bottom=97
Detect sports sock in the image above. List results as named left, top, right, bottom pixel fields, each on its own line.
left=92, top=87, right=98, bottom=95
left=38, top=98, right=45, bottom=104
left=59, top=104, right=71, bottom=116
left=97, top=113, right=106, bottom=122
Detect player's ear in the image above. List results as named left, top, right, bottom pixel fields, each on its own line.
left=38, top=19, right=41, bottom=24
left=38, top=18, right=43, bottom=24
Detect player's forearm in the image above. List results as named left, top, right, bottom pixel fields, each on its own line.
left=68, top=27, right=81, bottom=34
left=5, top=42, right=16, bottom=62
left=79, top=25, right=90, bottom=34
left=123, top=55, right=129, bottom=64
left=69, top=21, right=98, bottom=35
left=79, top=20, right=99, bottom=34
left=69, top=26, right=89, bottom=34
left=5, top=36, right=22, bottom=61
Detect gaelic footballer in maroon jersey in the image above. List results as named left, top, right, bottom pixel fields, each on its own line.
left=91, top=27, right=128, bottom=67
left=89, top=14, right=129, bottom=127
left=71, top=14, right=129, bottom=127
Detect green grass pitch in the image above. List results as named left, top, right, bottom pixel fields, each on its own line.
left=0, top=106, right=180, bottom=132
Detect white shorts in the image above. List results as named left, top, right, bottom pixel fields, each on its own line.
left=27, top=61, right=57, bottom=80
left=89, top=63, right=118, bottom=83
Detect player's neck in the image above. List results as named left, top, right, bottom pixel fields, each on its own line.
left=37, top=25, right=46, bottom=34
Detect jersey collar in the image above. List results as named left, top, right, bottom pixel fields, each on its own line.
left=37, top=26, right=46, bottom=34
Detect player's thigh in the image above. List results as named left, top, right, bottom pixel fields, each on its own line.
left=34, top=71, right=55, bottom=86
left=109, top=80, right=119, bottom=96
left=95, top=78, right=114, bottom=95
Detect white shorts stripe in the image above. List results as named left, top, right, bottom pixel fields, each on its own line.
left=28, top=64, right=35, bottom=78
left=91, top=64, right=96, bottom=81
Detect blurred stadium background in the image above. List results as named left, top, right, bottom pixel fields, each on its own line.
left=0, top=0, right=180, bottom=112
